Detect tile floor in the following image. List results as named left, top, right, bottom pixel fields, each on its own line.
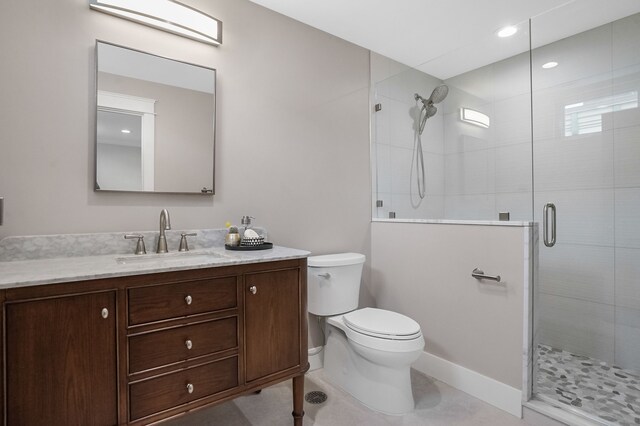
left=536, top=344, right=640, bottom=426
left=164, top=369, right=530, bottom=426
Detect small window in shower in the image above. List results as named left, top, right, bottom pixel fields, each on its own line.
left=564, top=91, right=638, bottom=137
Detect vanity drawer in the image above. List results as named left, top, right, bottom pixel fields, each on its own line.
left=129, top=317, right=238, bottom=373
left=129, top=276, right=237, bottom=325
left=129, top=356, right=238, bottom=421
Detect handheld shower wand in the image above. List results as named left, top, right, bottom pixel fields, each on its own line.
left=413, top=85, right=449, bottom=199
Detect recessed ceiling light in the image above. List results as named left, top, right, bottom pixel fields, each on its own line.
left=121, top=129, right=131, bottom=134
left=542, top=61, right=558, bottom=69
left=497, top=26, right=518, bottom=38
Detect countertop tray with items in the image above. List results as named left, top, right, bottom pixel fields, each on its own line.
left=225, top=242, right=273, bottom=251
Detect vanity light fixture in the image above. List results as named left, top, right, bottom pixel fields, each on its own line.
left=542, top=61, right=558, bottom=69
left=497, top=25, right=518, bottom=38
left=460, top=108, right=490, bottom=128
left=89, top=0, right=222, bottom=46
left=121, top=129, right=131, bottom=134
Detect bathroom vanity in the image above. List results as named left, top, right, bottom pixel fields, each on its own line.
left=0, top=233, right=309, bottom=425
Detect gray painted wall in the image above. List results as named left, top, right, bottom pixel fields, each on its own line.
left=371, top=222, right=528, bottom=390
left=0, top=0, right=370, bottom=252
left=0, top=0, right=371, bottom=349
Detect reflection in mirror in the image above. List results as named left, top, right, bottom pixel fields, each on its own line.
left=95, top=41, right=216, bottom=194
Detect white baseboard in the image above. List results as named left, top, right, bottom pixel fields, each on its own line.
left=308, top=346, right=324, bottom=372
left=413, top=351, right=523, bottom=418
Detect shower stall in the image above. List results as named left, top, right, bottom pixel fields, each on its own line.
left=371, top=4, right=640, bottom=425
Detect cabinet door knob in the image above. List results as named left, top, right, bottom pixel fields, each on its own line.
left=249, top=285, right=257, bottom=295
left=101, top=308, right=109, bottom=319
left=185, top=295, right=193, bottom=305
left=187, top=383, right=194, bottom=394
left=185, top=339, right=193, bottom=350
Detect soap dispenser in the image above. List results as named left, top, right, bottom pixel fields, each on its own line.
left=241, top=215, right=254, bottom=232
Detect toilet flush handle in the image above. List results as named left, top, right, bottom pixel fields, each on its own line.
left=317, top=273, right=331, bottom=279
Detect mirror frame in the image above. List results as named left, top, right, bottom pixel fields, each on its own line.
left=94, top=40, right=216, bottom=195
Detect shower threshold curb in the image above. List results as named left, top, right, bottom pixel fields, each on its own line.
left=524, top=398, right=614, bottom=426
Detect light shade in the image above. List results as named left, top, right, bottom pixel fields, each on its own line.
left=89, top=0, right=222, bottom=46
left=460, top=108, right=490, bottom=128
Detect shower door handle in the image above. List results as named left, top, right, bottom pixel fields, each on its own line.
left=543, top=203, right=556, bottom=247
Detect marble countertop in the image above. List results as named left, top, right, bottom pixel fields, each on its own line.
left=0, top=245, right=309, bottom=289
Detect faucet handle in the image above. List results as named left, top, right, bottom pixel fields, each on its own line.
left=179, top=233, right=197, bottom=252
left=124, top=234, right=147, bottom=255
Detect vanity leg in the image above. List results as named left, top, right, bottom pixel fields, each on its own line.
left=292, top=374, right=305, bottom=426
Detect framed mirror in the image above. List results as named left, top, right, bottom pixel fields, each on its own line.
left=95, top=41, right=216, bottom=194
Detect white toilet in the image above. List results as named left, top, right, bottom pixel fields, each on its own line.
left=308, top=253, right=425, bottom=415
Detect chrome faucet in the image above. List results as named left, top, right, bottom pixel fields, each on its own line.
left=156, top=209, right=171, bottom=253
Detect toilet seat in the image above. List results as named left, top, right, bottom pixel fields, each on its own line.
left=328, top=310, right=424, bottom=353
left=343, top=308, right=421, bottom=340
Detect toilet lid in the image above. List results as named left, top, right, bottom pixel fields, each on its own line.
left=343, top=308, right=421, bottom=340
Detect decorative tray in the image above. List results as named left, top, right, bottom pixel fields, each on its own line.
left=225, top=242, right=273, bottom=251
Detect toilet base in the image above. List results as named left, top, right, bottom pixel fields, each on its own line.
left=323, top=325, right=417, bottom=415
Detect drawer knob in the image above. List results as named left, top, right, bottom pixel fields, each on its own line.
left=249, top=285, right=257, bottom=295
left=185, top=295, right=193, bottom=305
left=185, top=339, right=193, bottom=350
left=187, top=383, right=194, bottom=394
left=101, top=308, right=109, bottom=319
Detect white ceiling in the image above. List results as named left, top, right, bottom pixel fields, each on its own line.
left=248, top=0, right=640, bottom=79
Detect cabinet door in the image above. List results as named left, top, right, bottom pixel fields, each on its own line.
left=245, top=269, right=300, bottom=382
left=6, top=291, right=118, bottom=426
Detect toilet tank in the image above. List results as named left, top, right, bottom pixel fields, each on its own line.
left=307, top=253, right=366, bottom=316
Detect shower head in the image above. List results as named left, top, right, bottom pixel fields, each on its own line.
left=415, top=85, right=448, bottom=135
left=415, top=84, right=449, bottom=108
left=428, top=85, right=449, bottom=104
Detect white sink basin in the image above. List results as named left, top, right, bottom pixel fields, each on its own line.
left=116, top=249, right=227, bottom=265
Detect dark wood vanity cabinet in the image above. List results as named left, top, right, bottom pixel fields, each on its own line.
left=245, top=268, right=302, bottom=382
left=5, top=291, right=118, bottom=426
left=1, top=258, right=308, bottom=426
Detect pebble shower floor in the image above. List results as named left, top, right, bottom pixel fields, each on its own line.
left=536, top=344, right=640, bottom=425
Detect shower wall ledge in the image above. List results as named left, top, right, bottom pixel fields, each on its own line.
left=372, top=218, right=535, bottom=227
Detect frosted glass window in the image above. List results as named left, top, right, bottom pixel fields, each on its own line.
left=564, top=91, right=638, bottom=137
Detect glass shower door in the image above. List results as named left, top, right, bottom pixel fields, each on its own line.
left=531, top=9, right=640, bottom=425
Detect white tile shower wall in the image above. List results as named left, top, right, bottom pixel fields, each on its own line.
left=538, top=293, right=615, bottom=364
left=532, top=13, right=640, bottom=373
left=614, top=125, right=640, bottom=186
left=615, top=187, right=640, bottom=248
left=538, top=244, right=614, bottom=305
left=615, top=247, right=640, bottom=310
left=372, top=54, right=445, bottom=218
left=373, top=44, right=532, bottom=222
left=612, top=14, right=640, bottom=72
left=533, top=132, right=615, bottom=191
left=614, top=307, right=640, bottom=371
left=611, top=12, right=640, bottom=376
left=533, top=189, right=614, bottom=246
left=531, top=24, right=613, bottom=91
left=442, top=52, right=532, bottom=221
